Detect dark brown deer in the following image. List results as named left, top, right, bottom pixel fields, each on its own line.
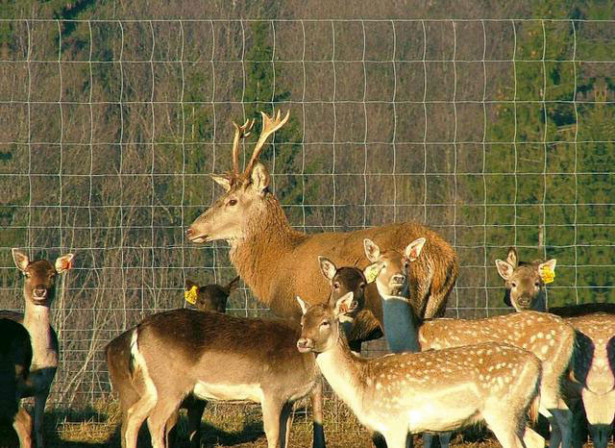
left=186, top=111, right=458, bottom=347
left=1, top=249, right=74, bottom=448
left=296, top=294, right=544, bottom=448
left=496, top=247, right=615, bottom=448
left=106, top=277, right=243, bottom=448
left=0, top=318, right=33, bottom=448
left=112, top=309, right=324, bottom=448
left=184, top=276, right=240, bottom=313
left=364, top=239, right=575, bottom=448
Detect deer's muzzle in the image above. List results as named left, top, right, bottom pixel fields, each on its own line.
left=297, top=338, right=314, bottom=353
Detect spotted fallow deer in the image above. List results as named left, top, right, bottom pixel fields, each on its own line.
left=185, top=111, right=458, bottom=349
left=0, top=318, right=33, bottom=448
left=496, top=247, right=615, bottom=448
left=363, top=238, right=575, bottom=448
left=109, top=308, right=324, bottom=448
left=296, top=293, right=544, bottom=448
left=106, top=278, right=243, bottom=448
left=0, top=249, right=74, bottom=448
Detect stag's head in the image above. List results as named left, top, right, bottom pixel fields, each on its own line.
left=495, top=247, right=556, bottom=312
left=186, top=111, right=290, bottom=245
left=12, top=249, right=74, bottom=307
left=296, top=293, right=358, bottom=354
left=363, top=238, right=426, bottom=297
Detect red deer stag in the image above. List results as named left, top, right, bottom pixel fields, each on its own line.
left=0, top=318, right=33, bottom=448
left=363, top=238, right=575, bottom=448
left=0, top=249, right=74, bottom=448
left=296, top=294, right=544, bottom=448
left=186, top=111, right=458, bottom=349
left=496, top=247, right=615, bottom=448
left=106, top=278, right=242, bottom=448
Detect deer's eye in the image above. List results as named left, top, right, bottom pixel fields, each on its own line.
left=359, top=282, right=366, bottom=290
left=534, top=281, right=540, bottom=287
left=320, top=320, right=330, bottom=328
left=333, top=282, right=340, bottom=290
left=228, top=199, right=238, bottom=206
left=511, top=282, right=517, bottom=288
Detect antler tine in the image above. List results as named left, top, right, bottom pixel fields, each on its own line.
left=243, top=110, right=290, bottom=176
left=231, top=118, right=255, bottom=176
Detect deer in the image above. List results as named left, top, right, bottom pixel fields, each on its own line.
left=362, top=238, right=576, bottom=448
left=296, top=293, right=545, bottom=448
left=106, top=277, right=243, bottom=448
left=184, top=276, right=240, bottom=313
left=0, top=318, right=33, bottom=448
left=185, top=110, right=458, bottom=352
left=496, top=247, right=615, bottom=448
left=0, top=249, right=74, bottom=448
left=107, top=309, right=326, bottom=448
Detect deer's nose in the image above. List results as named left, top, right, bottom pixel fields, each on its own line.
left=185, top=228, right=194, bottom=238
left=392, top=274, right=406, bottom=285
left=296, top=338, right=313, bottom=353
left=33, top=288, right=47, bottom=298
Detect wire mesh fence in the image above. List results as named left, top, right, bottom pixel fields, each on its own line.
left=2, top=18, right=614, bottom=417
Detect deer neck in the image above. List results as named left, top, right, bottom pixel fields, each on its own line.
left=376, top=282, right=420, bottom=352
left=316, top=335, right=367, bottom=415
left=23, top=299, right=57, bottom=368
left=230, top=196, right=304, bottom=303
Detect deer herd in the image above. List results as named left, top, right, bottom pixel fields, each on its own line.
left=2, top=111, right=614, bottom=448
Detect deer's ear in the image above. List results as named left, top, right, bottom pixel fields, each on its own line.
left=226, top=276, right=241, bottom=294
left=363, top=238, right=380, bottom=263
left=210, top=174, right=232, bottom=192
left=506, top=247, right=519, bottom=268
left=12, top=249, right=29, bottom=272
left=296, top=296, right=309, bottom=315
left=185, top=279, right=199, bottom=291
left=404, top=237, right=426, bottom=262
left=495, top=259, right=514, bottom=280
left=249, top=162, right=270, bottom=194
left=318, top=257, right=337, bottom=281
left=55, top=253, right=75, bottom=274
left=334, top=292, right=357, bottom=318
left=540, top=258, right=557, bottom=272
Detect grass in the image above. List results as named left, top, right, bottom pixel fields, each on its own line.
left=0, top=396, right=611, bottom=448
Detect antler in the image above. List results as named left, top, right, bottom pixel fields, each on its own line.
left=231, top=118, right=255, bottom=176
left=243, top=110, right=290, bottom=176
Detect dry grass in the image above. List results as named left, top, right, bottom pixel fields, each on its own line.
left=0, top=397, right=611, bottom=448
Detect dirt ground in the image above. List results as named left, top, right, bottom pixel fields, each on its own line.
left=0, top=397, right=612, bottom=448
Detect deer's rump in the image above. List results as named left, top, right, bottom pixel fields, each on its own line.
left=267, top=221, right=457, bottom=341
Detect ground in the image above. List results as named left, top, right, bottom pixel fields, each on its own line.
left=0, top=395, right=612, bottom=448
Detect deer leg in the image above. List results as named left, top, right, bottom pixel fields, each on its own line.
left=520, top=426, right=546, bottom=448
left=164, top=409, right=180, bottom=448
left=186, top=397, right=207, bottom=448
left=147, top=398, right=182, bottom=448
left=278, top=402, right=294, bottom=448
left=310, top=380, right=326, bottom=448
left=545, top=402, right=572, bottom=448
left=438, top=431, right=452, bottom=448
left=372, top=431, right=388, bottom=448
left=568, top=397, right=587, bottom=448
left=124, top=392, right=157, bottom=448
left=261, top=397, right=284, bottom=448
left=483, top=416, right=524, bottom=448
left=119, top=385, right=142, bottom=448
left=32, top=392, right=48, bottom=448
left=14, top=407, right=32, bottom=448
left=382, top=429, right=410, bottom=448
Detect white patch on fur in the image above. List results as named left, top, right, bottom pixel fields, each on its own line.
left=129, top=328, right=158, bottom=405
left=193, top=382, right=265, bottom=403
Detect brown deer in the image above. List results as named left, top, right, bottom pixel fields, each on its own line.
left=0, top=318, right=33, bottom=448
left=108, top=308, right=325, bottom=448
left=364, top=238, right=575, bottom=448
left=495, top=247, right=557, bottom=312
left=106, top=277, right=243, bottom=448
left=296, top=293, right=544, bottom=448
left=185, top=111, right=458, bottom=348
left=496, top=247, right=615, bottom=448
left=0, top=249, right=74, bottom=448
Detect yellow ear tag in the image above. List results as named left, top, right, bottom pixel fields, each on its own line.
left=540, top=266, right=555, bottom=284
left=185, top=285, right=198, bottom=304
left=364, top=264, right=382, bottom=284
